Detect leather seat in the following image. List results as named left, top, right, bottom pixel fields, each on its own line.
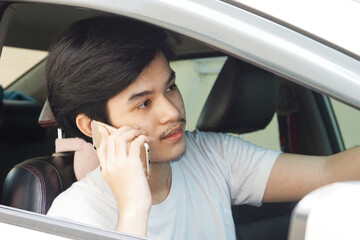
left=0, top=99, right=48, bottom=197
left=1, top=100, right=76, bottom=214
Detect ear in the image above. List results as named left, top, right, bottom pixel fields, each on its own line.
left=76, top=113, right=93, bottom=138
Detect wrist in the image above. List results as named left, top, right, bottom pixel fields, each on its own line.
left=117, top=209, right=150, bottom=237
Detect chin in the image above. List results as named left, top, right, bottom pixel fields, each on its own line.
left=151, top=138, right=186, bottom=163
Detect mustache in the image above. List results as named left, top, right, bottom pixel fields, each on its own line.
left=159, top=118, right=186, bottom=140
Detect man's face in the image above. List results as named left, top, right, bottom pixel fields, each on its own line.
left=107, top=52, right=186, bottom=162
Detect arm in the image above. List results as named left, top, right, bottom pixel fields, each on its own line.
left=97, top=125, right=153, bottom=237
left=263, top=147, right=360, bottom=202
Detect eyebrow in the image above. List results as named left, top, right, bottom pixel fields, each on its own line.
left=127, top=70, right=176, bottom=103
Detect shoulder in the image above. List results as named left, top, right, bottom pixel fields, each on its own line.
left=185, top=129, right=230, bottom=145
left=185, top=129, right=249, bottom=150
left=182, top=129, right=242, bottom=169
left=184, top=129, right=281, bottom=167
left=47, top=167, right=118, bottom=230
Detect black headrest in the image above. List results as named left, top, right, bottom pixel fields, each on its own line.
left=0, top=99, right=45, bottom=142
left=38, top=99, right=59, bottom=129
left=197, top=57, right=277, bottom=134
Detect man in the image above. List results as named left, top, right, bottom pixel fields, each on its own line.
left=46, top=16, right=360, bottom=239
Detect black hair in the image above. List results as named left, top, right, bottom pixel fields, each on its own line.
left=46, top=16, right=174, bottom=141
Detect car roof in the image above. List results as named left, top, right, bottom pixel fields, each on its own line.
left=3, top=0, right=360, bottom=108
left=4, top=3, right=216, bottom=59
left=230, top=0, right=360, bottom=58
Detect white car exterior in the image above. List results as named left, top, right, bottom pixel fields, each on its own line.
left=0, top=0, right=359, bottom=239
left=13, top=0, right=358, bottom=107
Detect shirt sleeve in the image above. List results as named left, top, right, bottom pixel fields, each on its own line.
left=223, top=134, right=281, bottom=206
left=195, top=131, right=280, bottom=206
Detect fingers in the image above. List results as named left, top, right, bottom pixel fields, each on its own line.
left=97, top=125, right=153, bottom=172
left=95, top=126, right=153, bottom=218
left=110, top=127, right=146, bottom=159
left=97, top=125, right=109, bottom=169
left=128, top=135, right=153, bottom=158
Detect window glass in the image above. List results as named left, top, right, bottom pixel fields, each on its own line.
left=331, top=98, right=360, bottom=149
left=0, top=46, right=47, bottom=88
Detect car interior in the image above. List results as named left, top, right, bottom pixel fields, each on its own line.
left=0, top=2, right=345, bottom=240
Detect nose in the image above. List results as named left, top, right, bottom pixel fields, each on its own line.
left=157, top=95, right=180, bottom=125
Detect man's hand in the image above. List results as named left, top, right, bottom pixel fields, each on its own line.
left=97, top=125, right=154, bottom=237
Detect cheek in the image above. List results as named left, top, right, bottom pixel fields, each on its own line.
left=139, top=121, right=154, bottom=134
left=132, top=115, right=157, bottom=136
left=173, top=91, right=186, bottom=116
left=111, top=113, right=147, bottom=130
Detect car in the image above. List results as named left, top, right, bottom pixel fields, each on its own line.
left=0, top=0, right=359, bottom=239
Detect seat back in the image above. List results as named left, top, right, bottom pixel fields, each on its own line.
left=1, top=100, right=76, bottom=214
left=197, top=57, right=295, bottom=240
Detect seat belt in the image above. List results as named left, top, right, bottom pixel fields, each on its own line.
left=278, top=83, right=299, bottom=153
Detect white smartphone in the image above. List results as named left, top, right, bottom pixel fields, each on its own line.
left=91, top=120, right=151, bottom=178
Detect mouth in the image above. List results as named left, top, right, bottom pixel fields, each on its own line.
left=162, top=123, right=184, bottom=142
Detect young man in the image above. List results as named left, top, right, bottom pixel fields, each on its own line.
left=46, top=16, right=360, bottom=239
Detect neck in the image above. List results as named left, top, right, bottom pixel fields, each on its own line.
left=148, top=162, right=172, bottom=205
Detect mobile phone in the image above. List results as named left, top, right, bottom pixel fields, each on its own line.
left=91, top=120, right=151, bottom=178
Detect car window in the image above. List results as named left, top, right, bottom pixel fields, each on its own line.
left=172, top=56, right=280, bottom=151
left=0, top=46, right=47, bottom=88
left=330, top=98, right=360, bottom=149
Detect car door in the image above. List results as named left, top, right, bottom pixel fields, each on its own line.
left=0, top=1, right=359, bottom=240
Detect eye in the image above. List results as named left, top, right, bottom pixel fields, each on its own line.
left=166, top=84, right=177, bottom=92
left=137, top=100, right=151, bottom=109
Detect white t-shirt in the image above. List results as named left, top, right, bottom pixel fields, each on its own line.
left=47, top=130, right=280, bottom=239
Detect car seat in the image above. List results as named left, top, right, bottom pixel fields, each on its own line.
left=0, top=98, right=57, bottom=198
left=1, top=100, right=76, bottom=214
left=197, top=56, right=295, bottom=240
